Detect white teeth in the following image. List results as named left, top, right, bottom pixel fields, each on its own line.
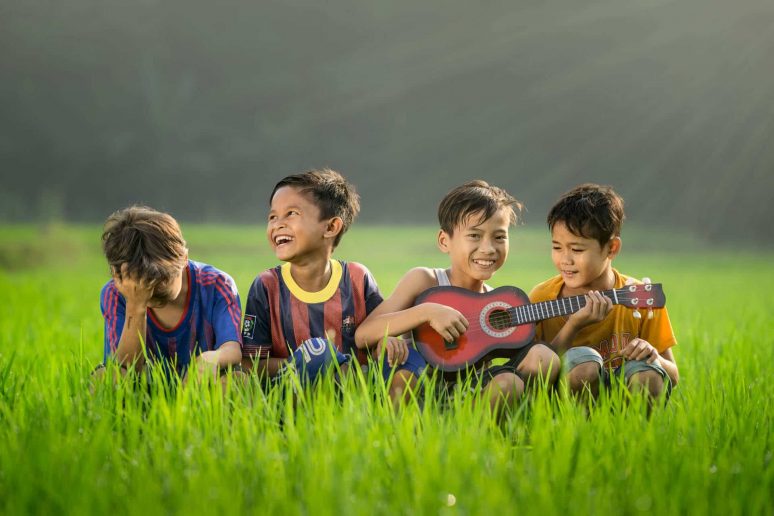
left=473, top=259, right=495, bottom=266
left=274, top=236, right=293, bottom=245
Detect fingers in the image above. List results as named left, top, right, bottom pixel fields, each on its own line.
left=439, top=330, right=455, bottom=342
left=397, top=338, right=409, bottom=365
left=623, top=338, right=657, bottom=362
left=382, top=338, right=409, bottom=367
left=582, top=291, right=613, bottom=322
left=386, top=339, right=395, bottom=366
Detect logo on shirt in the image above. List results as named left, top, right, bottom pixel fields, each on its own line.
left=341, top=316, right=356, bottom=336
left=242, top=314, right=257, bottom=339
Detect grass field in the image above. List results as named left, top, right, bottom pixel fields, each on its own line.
left=0, top=223, right=772, bottom=515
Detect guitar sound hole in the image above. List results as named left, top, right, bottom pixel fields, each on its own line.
left=488, top=309, right=511, bottom=330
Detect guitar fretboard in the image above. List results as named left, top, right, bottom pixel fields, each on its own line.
left=506, top=288, right=622, bottom=326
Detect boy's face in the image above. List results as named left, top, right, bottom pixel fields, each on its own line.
left=267, top=186, right=334, bottom=263
left=550, top=220, right=620, bottom=291
left=438, top=207, right=511, bottom=285
left=148, top=266, right=186, bottom=307
left=113, top=260, right=187, bottom=307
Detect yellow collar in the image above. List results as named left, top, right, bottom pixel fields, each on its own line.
left=280, top=260, right=342, bottom=304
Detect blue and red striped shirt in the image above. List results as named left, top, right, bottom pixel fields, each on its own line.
left=242, top=260, right=382, bottom=364
left=100, top=260, right=242, bottom=375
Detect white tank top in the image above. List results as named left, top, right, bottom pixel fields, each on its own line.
left=433, top=268, right=493, bottom=292
left=434, top=268, right=451, bottom=286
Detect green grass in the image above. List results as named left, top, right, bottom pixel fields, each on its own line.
left=0, top=223, right=772, bottom=515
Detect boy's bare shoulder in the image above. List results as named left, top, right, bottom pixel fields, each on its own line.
left=385, top=267, right=439, bottom=304
left=399, top=267, right=439, bottom=287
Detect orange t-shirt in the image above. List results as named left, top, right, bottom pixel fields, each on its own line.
left=528, top=269, right=677, bottom=367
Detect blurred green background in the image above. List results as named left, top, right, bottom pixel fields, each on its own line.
left=1, top=0, right=773, bottom=245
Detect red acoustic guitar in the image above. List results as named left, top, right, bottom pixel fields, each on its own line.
left=412, top=282, right=666, bottom=371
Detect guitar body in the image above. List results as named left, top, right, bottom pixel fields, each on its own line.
left=413, top=285, right=536, bottom=372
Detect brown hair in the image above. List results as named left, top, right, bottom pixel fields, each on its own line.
left=437, top=180, right=523, bottom=235
left=270, top=168, right=360, bottom=247
left=547, top=183, right=625, bottom=246
left=101, top=206, right=188, bottom=288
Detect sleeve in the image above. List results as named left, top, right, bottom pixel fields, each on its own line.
left=210, top=273, right=243, bottom=350
left=100, top=282, right=125, bottom=363
left=361, top=265, right=384, bottom=315
left=641, top=307, right=677, bottom=353
left=241, top=275, right=274, bottom=359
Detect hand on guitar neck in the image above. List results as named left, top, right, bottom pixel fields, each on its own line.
left=551, top=290, right=613, bottom=353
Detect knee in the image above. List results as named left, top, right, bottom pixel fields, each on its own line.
left=566, top=361, right=601, bottom=392
left=490, top=372, right=524, bottom=402
left=520, top=345, right=561, bottom=382
left=628, top=370, right=665, bottom=398
left=389, top=369, right=417, bottom=398
left=534, top=344, right=561, bottom=381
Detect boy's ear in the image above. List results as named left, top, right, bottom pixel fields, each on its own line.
left=324, top=217, right=344, bottom=240
left=607, top=236, right=622, bottom=258
left=437, top=229, right=451, bottom=253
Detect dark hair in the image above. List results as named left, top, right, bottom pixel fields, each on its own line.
left=547, top=183, right=625, bottom=246
left=270, top=168, right=360, bottom=247
left=437, top=180, right=523, bottom=235
left=101, top=206, right=188, bottom=288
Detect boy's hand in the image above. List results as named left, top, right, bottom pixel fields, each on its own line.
left=189, top=351, right=220, bottom=382
left=113, top=264, right=154, bottom=309
left=567, top=290, right=612, bottom=330
left=425, top=303, right=469, bottom=342
left=621, top=338, right=659, bottom=364
left=377, top=336, right=409, bottom=367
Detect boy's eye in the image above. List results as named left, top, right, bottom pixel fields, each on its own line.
left=572, top=248, right=584, bottom=253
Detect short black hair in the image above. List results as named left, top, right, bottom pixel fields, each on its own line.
left=270, top=168, right=360, bottom=247
left=547, top=183, right=625, bottom=246
left=438, top=180, right=522, bottom=235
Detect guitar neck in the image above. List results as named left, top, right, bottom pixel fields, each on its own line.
left=509, top=288, right=623, bottom=326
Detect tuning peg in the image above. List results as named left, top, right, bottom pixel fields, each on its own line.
left=647, top=308, right=654, bottom=320
left=642, top=277, right=651, bottom=284
left=633, top=309, right=642, bottom=319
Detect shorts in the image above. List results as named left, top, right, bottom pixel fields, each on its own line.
left=380, top=346, right=427, bottom=382
left=432, top=341, right=539, bottom=401
left=563, top=346, right=668, bottom=387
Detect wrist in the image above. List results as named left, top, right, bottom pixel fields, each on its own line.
left=124, top=300, right=149, bottom=316
left=421, top=303, right=438, bottom=324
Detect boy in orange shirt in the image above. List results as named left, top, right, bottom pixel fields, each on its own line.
left=529, top=184, right=679, bottom=400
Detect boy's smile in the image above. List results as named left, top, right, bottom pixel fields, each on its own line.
left=550, top=221, right=620, bottom=294
left=267, top=186, right=331, bottom=263
left=438, top=207, right=511, bottom=290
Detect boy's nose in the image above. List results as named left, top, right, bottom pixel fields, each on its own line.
left=479, top=239, right=496, bottom=253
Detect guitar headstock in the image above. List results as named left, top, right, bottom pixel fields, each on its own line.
left=616, top=282, right=666, bottom=309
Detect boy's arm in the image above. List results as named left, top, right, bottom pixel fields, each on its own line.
left=354, top=268, right=468, bottom=347
left=240, top=275, right=284, bottom=378
left=656, top=348, right=679, bottom=385
left=197, top=272, right=244, bottom=370
left=105, top=269, right=155, bottom=370
left=549, top=291, right=613, bottom=353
